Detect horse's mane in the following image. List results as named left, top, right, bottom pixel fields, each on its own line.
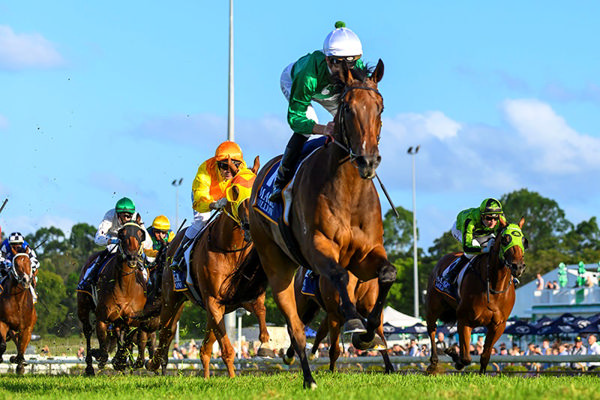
left=330, top=64, right=375, bottom=90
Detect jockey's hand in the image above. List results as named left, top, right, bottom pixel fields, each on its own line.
left=209, top=198, right=228, bottom=210
left=324, top=121, right=335, bottom=135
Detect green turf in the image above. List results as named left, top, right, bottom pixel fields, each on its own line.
left=0, top=373, right=597, bottom=400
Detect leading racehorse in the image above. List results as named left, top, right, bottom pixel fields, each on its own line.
left=146, top=157, right=272, bottom=378
left=77, top=219, right=148, bottom=375
left=0, top=251, right=37, bottom=375
left=221, top=60, right=396, bottom=388
left=425, top=217, right=527, bottom=374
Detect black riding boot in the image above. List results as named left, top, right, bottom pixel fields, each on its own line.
left=170, top=236, right=193, bottom=271
left=77, top=250, right=108, bottom=291
left=269, top=133, right=309, bottom=203
left=443, top=255, right=468, bottom=284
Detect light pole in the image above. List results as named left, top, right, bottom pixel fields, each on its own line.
left=407, top=146, right=420, bottom=318
left=227, top=0, right=234, bottom=141
left=171, top=178, right=183, bottom=345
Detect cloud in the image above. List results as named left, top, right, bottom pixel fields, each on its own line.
left=502, top=98, right=600, bottom=174
left=0, top=25, right=64, bottom=71
left=384, top=111, right=462, bottom=142
left=542, top=82, right=600, bottom=104
left=0, top=114, right=7, bottom=130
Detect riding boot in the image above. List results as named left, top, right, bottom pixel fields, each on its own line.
left=443, top=255, right=468, bottom=285
left=77, top=252, right=106, bottom=291
left=269, top=133, right=309, bottom=203
left=170, top=236, right=193, bottom=271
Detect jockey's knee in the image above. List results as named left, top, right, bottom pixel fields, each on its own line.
left=378, top=263, right=397, bottom=284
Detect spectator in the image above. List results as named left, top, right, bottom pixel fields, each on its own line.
left=545, top=281, right=554, bottom=290
left=587, top=334, right=600, bottom=370
left=541, top=338, right=552, bottom=355
left=420, top=344, right=429, bottom=357
left=570, top=336, right=587, bottom=371
left=77, top=346, right=85, bottom=360
left=392, top=343, right=404, bottom=356
left=172, top=343, right=184, bottom=360
left=435, top=332, right=447, bottom=355
left=408, top=339, right=419, bottom=357
left=40, top=345, right=50, bottom=357
left=535, top=273, right=544, bottom=290
left=552, top=280, right=559, bottom=289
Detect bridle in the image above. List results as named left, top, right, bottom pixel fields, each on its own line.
left=117, top=222, right=146, bottom=273
left=9, top=253, right=33, bottom=289
left=333, top=85, right=383, bottom=165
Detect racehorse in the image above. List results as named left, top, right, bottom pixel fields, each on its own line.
left=220, top=60, right=396, bottom=388
left=282, top=267, right=394, bottom=373
left=146, top=157, right=272, bottom=378
left=0, top=251, right=37, bottom=375
left=425, top=217, right=527, bottom=374
left=77, top=219, right=148, bottom=376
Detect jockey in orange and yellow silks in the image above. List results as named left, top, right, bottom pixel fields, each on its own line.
left=170, top=141, right=248, bottom=271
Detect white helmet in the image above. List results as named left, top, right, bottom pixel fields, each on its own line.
left=322, top=21, right=363, bottom=58
left=9, top=232, right=25, bottom=245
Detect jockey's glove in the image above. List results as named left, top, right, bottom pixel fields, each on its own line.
left=210, top=198, right=228, bottom=210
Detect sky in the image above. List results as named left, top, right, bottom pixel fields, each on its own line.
left=1, top=1, right=599, bottom=253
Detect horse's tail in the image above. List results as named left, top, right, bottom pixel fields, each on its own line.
left=219, top=248, right=267, bottom=306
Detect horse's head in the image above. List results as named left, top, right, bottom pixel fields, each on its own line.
left=335, top=59, right=384, bottom=179
left=223, top=156, right=260, bottom=242
left=11, top=252, right=33, bottom=289
left=497, top=217, right=528, bottom=278
left=117, top=220, right=146, bottom=268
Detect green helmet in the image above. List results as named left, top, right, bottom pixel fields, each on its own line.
left=479, top=198, right=503, bottom=216
left=115, top=197, right=136, bottom=214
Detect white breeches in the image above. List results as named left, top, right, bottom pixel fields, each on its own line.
left=185, top=210, right=211, bottom=240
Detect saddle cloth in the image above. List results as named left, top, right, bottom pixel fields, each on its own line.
left=434, top=255, right=476, bottom=301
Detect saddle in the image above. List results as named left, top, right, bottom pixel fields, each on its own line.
left=434, top=255, right=475, bottom=301
left=253, top=137, right=328, bottom=268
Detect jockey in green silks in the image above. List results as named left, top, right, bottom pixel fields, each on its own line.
left=269, top=21, right=367, bottom=202
left=437, top=198, right=508, bottom=290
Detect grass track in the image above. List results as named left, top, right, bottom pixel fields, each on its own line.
left=0, top=373, right=597, bottom=400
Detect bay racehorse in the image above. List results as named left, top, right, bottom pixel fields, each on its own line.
left=426, top=217, right=527, bottom=374
left=0, top=251, right=37, bottom=375
left=77, top=219, right=148, bottom=375
left=220, top=60, right=396, bottom=388
left=282, top=267, right=394, bottom=373
left=146, top=157, right=272, bottom=378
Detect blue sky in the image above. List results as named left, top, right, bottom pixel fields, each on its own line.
left=1, top=1, right=599, bottom=252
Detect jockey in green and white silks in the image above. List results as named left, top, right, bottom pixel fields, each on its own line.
left=269, top=21, right=367, bottom=202
left=77, top=197, right=152, bottom=293
left=438, top=198, right=507, bottom=289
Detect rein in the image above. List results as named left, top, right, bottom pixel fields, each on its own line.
left=208, top=211, right=252, bottom=254
left=9, top=253, right=32, bottom=290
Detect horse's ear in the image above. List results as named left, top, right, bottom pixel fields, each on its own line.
left=136, top=214, right=142, bottom=225
left=251, top=156, right=260, bottom=174
left=518, top=216, right=525, bottom=229
left=227, top=156, right=239, bottom=175
left=336, top=61, right=354, bottom=85
left=371, top=59, right=384, bottom=84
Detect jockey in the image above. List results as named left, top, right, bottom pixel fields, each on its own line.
left=0, top=232, right=40, bottom=280
left=438, top=198, right=507, bottom=289
left=269, top=21, right=366, bottom=202
left=145, top=215, right=175, bottom=263
left=170, top=141, right=247, bottom=271
left=77, top=197, right=152, bottom=292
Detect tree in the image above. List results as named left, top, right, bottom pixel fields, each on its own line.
left=35, top=270, right=68, bottom=334
left=25, top=227, right=67, bottom=255
left=428, top=231, right=462, bottom=260
left=563, top=217, right=600, bottom=253
left=500, top=189, right=572, bottom=252
left=382, top=206, right=415, bottom=262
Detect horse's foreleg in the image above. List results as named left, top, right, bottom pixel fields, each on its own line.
left=266, top=262, right=316, bottom=389
left=134, top=330, right=148, bottom=369
left=456, top=320, right=472, bottom=370
left=14, top=324, right=34, bottom=375
left=480, top=323, right=505, bottom=374
left=96, top=321, right=110, bottom=369
left=311, top=315, right=329, bottom=359
left=356, top=249, right=397, bottom=342
left=200, top=329, right=217, bottom=379
left=245, top=292, right=271, bottom=356
left=0, top=322, right=8, bottom=363
left=327, top=317, right=342, bottom=372
left=426, top=302, right=441, bottom=375
left=206, top=297, right=235, bottom=378
left=375, top=325, right=394, bottom=373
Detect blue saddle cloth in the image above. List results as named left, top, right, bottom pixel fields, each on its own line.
left=300, top=270, right=318, bottom=297
left=253, top=137, right=328, bottom=225
left=434, top=257, right=463, bottom=300
left=173, top=268, right=187, bottom=291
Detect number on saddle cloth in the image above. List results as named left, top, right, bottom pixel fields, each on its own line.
left=254, top=136, right=329, bottom=225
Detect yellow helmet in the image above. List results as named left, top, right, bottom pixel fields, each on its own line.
left=215, top=141, right=243, bottom=162
left=152, top=215, right=170, bottom=231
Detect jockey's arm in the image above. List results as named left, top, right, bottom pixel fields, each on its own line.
left=27, top=247, right=40, bottom=273
left=462, top=220, right=482, bottom=254
left=94, top=211, right=115, bottom=246
left=192, top=164, right=215, bottom=214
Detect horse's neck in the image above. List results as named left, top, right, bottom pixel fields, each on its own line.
left=323, top=146, right=374, bottom=198
left=113, top=255, right=139, bottom=288
left=210, top=215, right=244, bottom=250
left=484, top=251, right=511, bottom=289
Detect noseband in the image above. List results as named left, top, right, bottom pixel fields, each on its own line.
left=334, top=86, right=383, bottom=163
left=10, top=253, right=32, bottom=289
left=117, top=222, right=145, bottom=271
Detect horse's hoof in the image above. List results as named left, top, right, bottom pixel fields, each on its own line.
left=455, top=362, right=465, bottom=371
left=256, top=347, right=272, bottom=358
left=351, top=332, right=384, bottom=351
left=9, top=356, right=16, bottom=363
left=308, top=353, right=316, bottom=361
left=133, top=360, right=144, bottom=369
left=16, top=364, right=24, bottom=375
left=303, top=379, right=318, bottom=390
left=85, top=365, right=95, bottom=376
left=343, top=318, right=366, bottom=334
left=282, top=354, right=295, bottom=365
left=426, top=364, right=439, bottom=375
